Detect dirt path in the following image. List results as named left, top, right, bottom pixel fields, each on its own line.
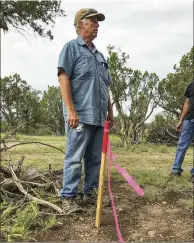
left=35, top=181, right=193, bottom=242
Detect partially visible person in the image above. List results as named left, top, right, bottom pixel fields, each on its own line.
left=170, top=81, right=194, bottom=182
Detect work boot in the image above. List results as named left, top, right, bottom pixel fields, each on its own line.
left=83, top=188, right=111, bottom=207
left=169, top=172, right=182, bottom=177
left=62, top=197, right=83, bottom=214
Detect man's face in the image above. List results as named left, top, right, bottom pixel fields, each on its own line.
left=80, top=16, right=99, bottom=39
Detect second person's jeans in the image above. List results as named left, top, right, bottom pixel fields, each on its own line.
left=171, top=119, right=194, bottom=175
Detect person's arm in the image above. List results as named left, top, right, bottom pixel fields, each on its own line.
left=107, top=95, right=114, bottom=127
left=58, top=71, right=79, bottom=128
left=58, top=43, right=79, bottom=128
left=176, top=98, right=189, bottom=131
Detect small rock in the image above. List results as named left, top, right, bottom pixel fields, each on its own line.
left=162, top=201, right=167, bottom=205
left=79, top=217, right=84, bottom=221
left=148, top=230, right=155, bottom=237
left=131, top=232, right=139, bottom=239
left=140, top=237, right=144, bottom=242
left=118, top=207, right=124, bottom=212
left=57, top=221, right=63, bottom=226
left=117, top=204, right=127, bottom=212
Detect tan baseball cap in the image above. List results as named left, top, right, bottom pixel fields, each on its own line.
left=74, top=8, right=105, bottom=26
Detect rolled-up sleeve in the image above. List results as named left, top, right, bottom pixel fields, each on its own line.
left=184, top=84, right=190, bottom=98
left=58, top=43, right=75, bottom=78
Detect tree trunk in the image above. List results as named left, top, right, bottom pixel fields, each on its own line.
left=26, top=122, right=29, bottom=135
left=114, top=100, right=131, bottom=147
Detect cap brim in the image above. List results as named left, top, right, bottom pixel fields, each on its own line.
left=86, top=13, right=105, bottom=21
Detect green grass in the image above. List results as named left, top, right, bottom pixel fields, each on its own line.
left=2, top=133, right=193, bottom=178
left=107, top=137, right=193, bottom=205
left=1, top=134, right=65, bottom=172
left=180, top=198, right=193, bottom=210
left=2, top=134, right=193, bottom=194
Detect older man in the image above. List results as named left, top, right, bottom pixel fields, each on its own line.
left=58, top=8, right=113, bottom=214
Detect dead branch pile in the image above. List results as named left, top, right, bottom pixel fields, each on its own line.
left=146, top=125, right=179, bottom=145
left=0, top=156, right=65, bottom=215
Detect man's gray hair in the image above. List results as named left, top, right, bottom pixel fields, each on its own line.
left=75, top=18, right=86, bottom=35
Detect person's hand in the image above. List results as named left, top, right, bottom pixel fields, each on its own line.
left=176, top=120, right=183, bottom=132
left=67, top=109, right=79, bottom=128
left=107, top=110, right=114, bottom=128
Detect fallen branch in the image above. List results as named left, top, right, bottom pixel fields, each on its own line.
left=13, top=156, right=25, bottom=174
left=2, top=179, right=52, bottom=187
left=29, top=187, right=41, bottom=198
left=39, top=212, right=67, bottom=216
left=9, top=165, right=64, bottom=214
left=43, top=168, right=63, bottom=177
left=1, top=188, right=23, bottom=199
left=0, top=142, right=64, bottom=154
left=166, top=128, right=179, bottom=140
left=48, top=164, right=60, bottom=193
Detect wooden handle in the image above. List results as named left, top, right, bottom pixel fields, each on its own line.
left=95, top=121, right=109, bottom=228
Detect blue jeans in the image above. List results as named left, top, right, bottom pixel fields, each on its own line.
left=171, top=119, right=194, bottom=175
left=60, top=123, right=103, bottom=198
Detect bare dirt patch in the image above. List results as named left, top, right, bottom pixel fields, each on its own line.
left=35, top=181, right=193, bottom=242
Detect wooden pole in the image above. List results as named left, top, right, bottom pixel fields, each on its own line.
left=95, top=120, right=109, bottom=228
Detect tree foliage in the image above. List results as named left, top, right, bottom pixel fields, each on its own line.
left=158, top=47, right=193, bottom=118
left=41, top=86, right=64, bottom=135
left=107, top=46, right=160, bottom=145
left=0, top=74, right=41, bottom=133
left=1, top=75, right=65, bottom=135
left=0, top=0, right=65, bottom=40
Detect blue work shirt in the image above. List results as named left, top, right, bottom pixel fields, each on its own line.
left=58, top=36, right=112, bottom=127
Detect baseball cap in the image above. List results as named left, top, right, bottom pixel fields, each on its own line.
left=74, top=8, right=105, bottom=26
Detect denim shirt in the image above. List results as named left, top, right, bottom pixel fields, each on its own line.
left=58, top=36, right=112, bottom=127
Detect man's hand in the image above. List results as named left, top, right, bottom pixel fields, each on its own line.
left=176, top=120, right=183, bottom=132
left=107, top=96, right=114, bottom=128
left=107, top=110, right=114, bottom=128
left=67, top=109, right=79, bottom=128
left=176, top=98, right=189, bottom=132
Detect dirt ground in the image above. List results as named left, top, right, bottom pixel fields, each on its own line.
left=35, top=181, right=193, bottom=242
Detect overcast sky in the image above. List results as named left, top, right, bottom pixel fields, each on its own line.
left=1, top=0, right=193, bottom=120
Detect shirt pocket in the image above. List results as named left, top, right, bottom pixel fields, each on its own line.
left=97, top=60, right=110, bottom=85
left=74, top=54, right=94, bottom=76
